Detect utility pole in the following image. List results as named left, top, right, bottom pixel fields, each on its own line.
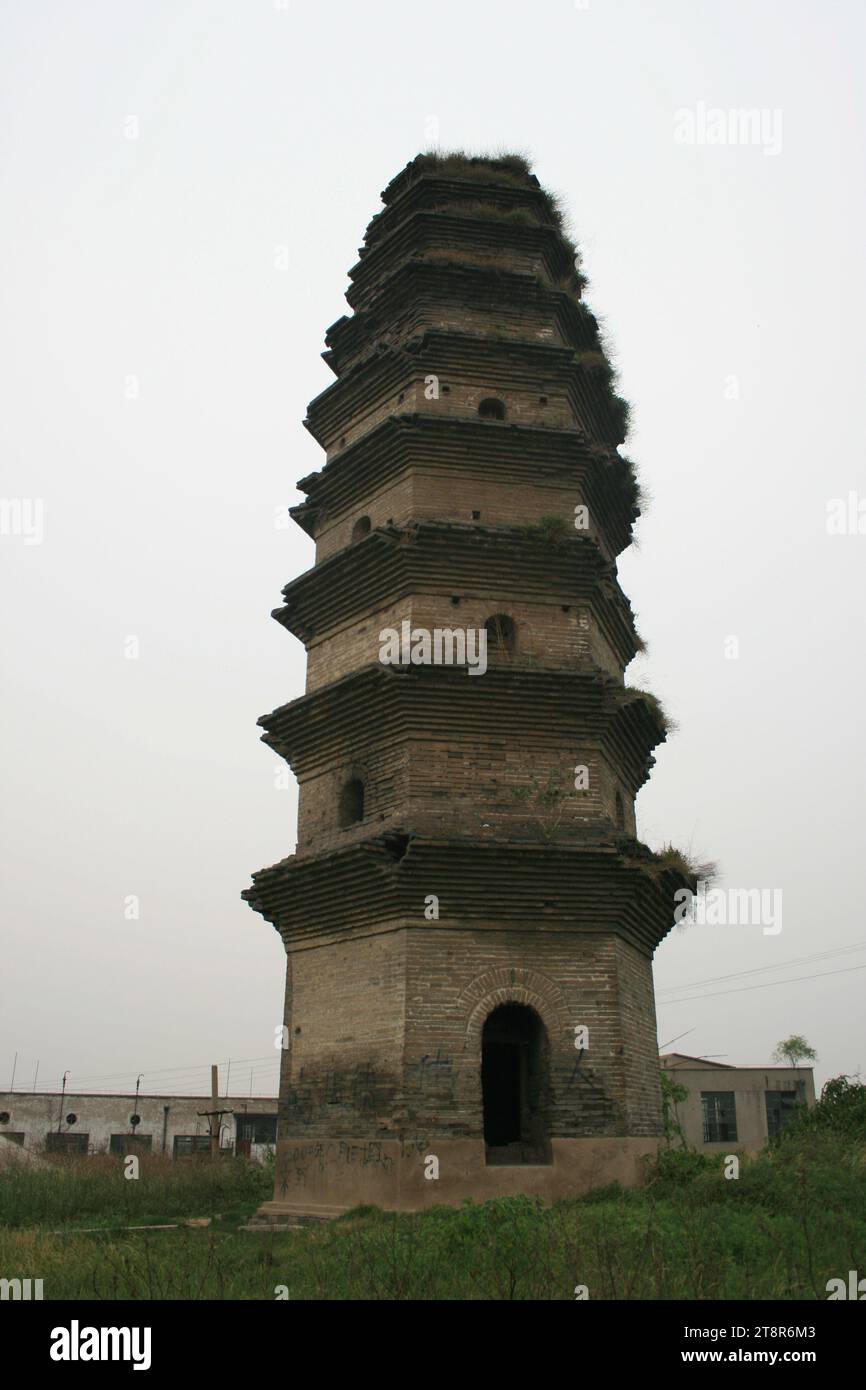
left=57, top=1070, right=69, bottom=1132
left=210, top=1065, right=219, bottom=1158
left=196, top=1064, right=230, bottom=1160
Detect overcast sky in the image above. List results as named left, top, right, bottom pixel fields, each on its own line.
left=2, top=0, right=864, bottom=1100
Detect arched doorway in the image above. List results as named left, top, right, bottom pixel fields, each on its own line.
left=481, top=1003, right=551, bottom=1164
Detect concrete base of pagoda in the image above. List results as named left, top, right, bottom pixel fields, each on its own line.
left=255, top=1135, right=660, bottom=1219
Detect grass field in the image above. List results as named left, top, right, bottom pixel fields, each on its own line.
left=1, top=1122, right=864, bottom=1300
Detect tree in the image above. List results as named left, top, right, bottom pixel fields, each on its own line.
left=772, top=1035, right=817, bottom=1068
left=660, top=1070, right=689, bottom=1148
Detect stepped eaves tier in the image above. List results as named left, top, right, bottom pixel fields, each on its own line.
left=244, top=154, right=691, bottom=1218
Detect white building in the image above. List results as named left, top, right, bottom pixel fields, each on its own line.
left=660, top=1054, right=816, bottom=1151
left=0, top=1091, right=278, bottom=1160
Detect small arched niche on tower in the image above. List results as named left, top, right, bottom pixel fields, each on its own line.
left=478, top=397, right=506, bottom=421
left=338, top=777, right=365, bottom=829
left=351, top=515, right=371, bottom=544
left=615, top=790, right=626, bottom=832
left=484, top=612, right=517, bottom=660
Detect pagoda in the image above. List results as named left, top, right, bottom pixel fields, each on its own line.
left=243, top=153, right=691, bottom=1218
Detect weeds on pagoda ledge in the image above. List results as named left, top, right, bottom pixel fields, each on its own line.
left=415, top=149, right=563, bottom=220
left=417, top=149, right=535, bottom=182
left=429, top=199, right=541, bottom=228
left=654, top=844, right=719, bottom=887
left=524, top=513, right=572, bottom=546
left=611, top=835, right=717, bottom=890
left=554, top=268, right=591, bottom=299
left=622, top=687, right=678, bottom=735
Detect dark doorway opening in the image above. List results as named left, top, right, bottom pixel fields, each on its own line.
left=481, top=1003, right=551, bottom=1165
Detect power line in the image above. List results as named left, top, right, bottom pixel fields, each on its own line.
left=657, top=941, right=866, bottom=996
left=657, top=961, right=866, bottom=1007
left=14, top=1056, right=281, bottom=1096
left=43, top=1054, right=278, bottom=1086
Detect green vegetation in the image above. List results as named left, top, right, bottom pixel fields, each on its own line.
left=2, top=1102, right=864, bottom=1298
left=660, top=1070, right=689, bottom=1147
left=414, top=150, right=565, bottom=229
left=621, top=688, right=678, bottom=736
left=509, top=769, right=582, bottom=841
left=771, top=1074, right=866, bottom=1143
left=773, top=1035, right=818, bottom=1069
left=417, top=150, right=535, bottom=184
left=429, top=200, right=542, bottom=227
left=411, top=149, right=631, bottom=445
left=525, top=513, right=573, bottom=546
left=0, top=1153, right=271, bottom=1232
left=651, top=843, right=718, bottom=885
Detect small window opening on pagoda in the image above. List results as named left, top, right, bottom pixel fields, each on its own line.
left=339, top=778, right=365, bottom=828
left=478, top=398, right=506, bottom=421
left=351, top=515, right=371, bottom=543
left=485, top=613, right=517, bottom=657
left=615, top=791, right=626, bottom=831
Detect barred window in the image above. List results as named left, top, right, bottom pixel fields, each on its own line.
left=109, top=1133, right=152, bottom=1154
left=766, top=1090, right=799, bottom=1138
left=701, top=1091, right=738, bottom=1143
left=173, top=1135, right=211, bottom=1158
left=45, top=1132, right=89, bottom=1155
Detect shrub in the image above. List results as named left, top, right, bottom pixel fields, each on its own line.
left=774, top=1075, right=866, bottom=1143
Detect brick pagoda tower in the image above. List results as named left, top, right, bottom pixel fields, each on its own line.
left=244, top=153, right=691, bottom=1218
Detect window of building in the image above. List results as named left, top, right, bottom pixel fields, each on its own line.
left=701, top=1092, right=738, bottom=1143
left=615, top=792, right=626, bottom=831
left=173, top=1135, right=211, bottom=1158
left=235, top=1115, right=278, bottom=1146
left=351, top=515, right=371, bottom=543
left=1, top=1132, right=25, bottom=1146
left=45, top=1132, right=89, bottom=1155
left=478, top=398, right=506, bottom=420
left=484, top=613, right=517, bottom=657
left=766, top=1090, right=800, bottom=1138
left=109, top=1133, right=153, bottom=1155
left=338, top=777, right=365, bottom=828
